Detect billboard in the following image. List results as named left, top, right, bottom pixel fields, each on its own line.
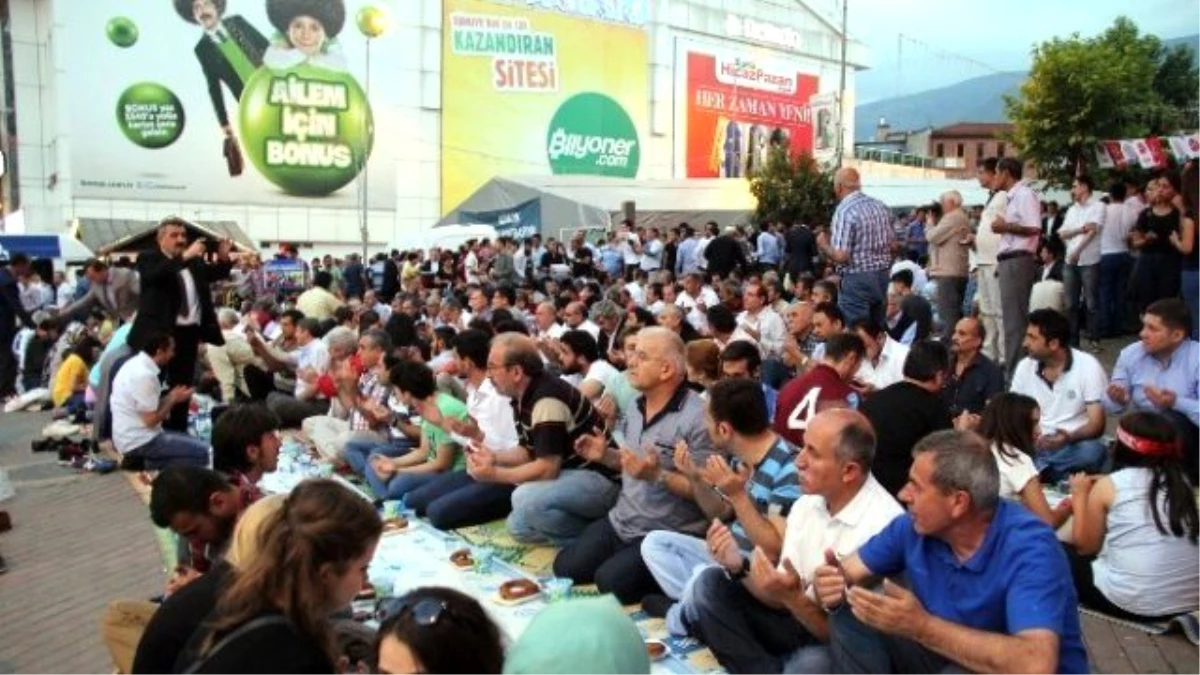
left=67, top=0, right=401, bottom=208
left=683, top=47, right=821, bottom=178
left=441, top=0, right=649, bottom=214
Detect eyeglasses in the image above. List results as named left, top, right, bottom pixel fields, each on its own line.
left=485, top=361, right=511, bottom=373
left=376, top=596, right=450, bottom=626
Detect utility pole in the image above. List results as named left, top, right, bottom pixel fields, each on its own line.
left=835, top=0, right=848, bottom=169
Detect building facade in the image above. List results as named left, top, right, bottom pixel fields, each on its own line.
left=3, top=0, right=867, bottom=256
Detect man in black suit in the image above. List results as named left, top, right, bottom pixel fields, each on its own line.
left=0, top=253, right=35, bottom=399
left=128, top=218, right=233, bottom=432
left=173, top=0, right=267, bottom=145
left=783, top=221, right=817, bottom=281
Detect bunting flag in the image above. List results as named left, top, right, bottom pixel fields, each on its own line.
left=1094, top=134, right=1199, bottom=169
left=1144, top=137, right=1168, bottom=168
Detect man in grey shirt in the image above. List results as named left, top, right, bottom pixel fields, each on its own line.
left=555, top=327, right=717, bottom=604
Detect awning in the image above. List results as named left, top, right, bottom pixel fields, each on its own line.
left=76, top=218, right=257, bottom=256
left=0, top=234, right=95, bottom=262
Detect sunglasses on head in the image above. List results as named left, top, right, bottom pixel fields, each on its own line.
left=376, top=595, right=450, bottom=626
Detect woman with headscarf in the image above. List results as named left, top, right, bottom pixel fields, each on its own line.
left=262, top=0, right=348, bottom=71
left=504, top=595, right=650, bottom=674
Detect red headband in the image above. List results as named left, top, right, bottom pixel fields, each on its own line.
left=1117, top=426, right=1182, bottom=458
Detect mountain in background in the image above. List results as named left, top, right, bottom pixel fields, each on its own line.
left=855, top=34, right=1199, bottom=140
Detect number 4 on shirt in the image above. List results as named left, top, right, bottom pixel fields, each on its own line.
left=786, top=387, right=821, bottom=430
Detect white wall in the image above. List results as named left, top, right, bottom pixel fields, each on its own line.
left=10, top=0, right=864, bottom=256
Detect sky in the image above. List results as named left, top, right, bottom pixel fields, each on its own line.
left=801, top=0, right=1200, bottom=103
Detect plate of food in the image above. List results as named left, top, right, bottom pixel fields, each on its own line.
left=645, top=639, right=669, bottom=662
left=381, top=516, right=410, bottom=535
left=493, top=578, right=541, bottom=606
left=449, top=548, right=474, bottom=570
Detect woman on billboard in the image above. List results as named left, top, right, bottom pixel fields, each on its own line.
left=263, top=0, right=349, bottom=71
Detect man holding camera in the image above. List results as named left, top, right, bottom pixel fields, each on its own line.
left=128, top=217, right=233, bottom=432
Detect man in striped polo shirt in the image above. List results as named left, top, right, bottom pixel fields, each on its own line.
left=639, top=378, right=802, bottom=638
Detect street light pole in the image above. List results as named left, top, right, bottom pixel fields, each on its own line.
left=360, top=40, right=371, bottom=260
left=835, top=0, right=848, bottom=169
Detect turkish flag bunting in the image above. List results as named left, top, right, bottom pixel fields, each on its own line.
left=1144, top=137, right=1168, bottom=168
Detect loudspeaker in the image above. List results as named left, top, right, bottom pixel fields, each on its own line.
left=621, top=201, right=636, bottom=225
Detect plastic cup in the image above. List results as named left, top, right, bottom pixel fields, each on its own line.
left=544, top=577, right=573, bottom=602
left=472, top=546, right=496, bottom=575
left=382, top=500, right=401, bottom=520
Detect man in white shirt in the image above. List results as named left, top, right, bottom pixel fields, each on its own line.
left=266, top=317, right=331, bottom=427
left=737, top=283, right=787, bottom=359
left=638, top=228, right=664, bottom=273
left=54, top=271, right=75, bottom=308
left=563, top=301, right=600, bottom=340
left=677, top=273, right=720, bottom=334
left=1057, top=175, right=1106, bottom=350
left=991, top=158, right=1043, bottom=376
left=687, top=410, right=902, bottom=673
left=464, top=244, right=481, bottom=285
left=557, top=329, right=625, bottom=410
left=618, top=221, right=641, bottom=280
left=1098, top=181, right=1140, bottom=339
left=851, top=319, right=909, bottom=391
left=532, top=301, right=566, bottom=343
left=708, top=305, right=758, bottom=353
left=1010, top=309, right=1108, bottom=481
left=111, top=330, right=209, bottom=469
left=443, top=328, right=521, bottom=452
left=974, top=158, right=1008, bottom=364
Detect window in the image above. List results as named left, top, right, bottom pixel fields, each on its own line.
left=956, top=143, right=965, bottom=158
left=997, top=142, right=1006, bottom=157
left=936, top=143, right=945, bottom=158
left=976, top=142, right=985, bottom=158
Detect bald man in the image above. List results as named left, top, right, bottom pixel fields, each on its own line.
left=688, top=409, right=903, bottom=673
left=816, top=168, right=896, bottom=326
left=556, top=327, right=718, bottom=604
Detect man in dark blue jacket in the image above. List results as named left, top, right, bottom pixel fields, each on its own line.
left=0, top=253, right=35, bottom=398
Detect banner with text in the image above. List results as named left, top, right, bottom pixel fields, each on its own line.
left=66, top=0, right=401, bottom=208
left=684, top=47, right=820, bottom=179
left=441, top=0, right=649, bottom=214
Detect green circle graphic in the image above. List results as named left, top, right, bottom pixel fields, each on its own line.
left=116, top=83, right=185, bottom=149
left=106, top=16, right=139, bottom=48
left=238, top=64, right=375, bottom=197
left=545, top=92, right=640, bottom=177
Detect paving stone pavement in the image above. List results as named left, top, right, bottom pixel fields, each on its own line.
left=0, top=412, right=164, bottom=674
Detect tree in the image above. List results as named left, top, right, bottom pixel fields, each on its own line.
left=749, top=146, right=835, bottom=228
left=1005, top=17, right=1198, bottom=187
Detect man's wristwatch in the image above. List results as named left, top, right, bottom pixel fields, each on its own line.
left=725, top=557, right=751, bottom=581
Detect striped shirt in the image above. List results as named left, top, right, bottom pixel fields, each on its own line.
left=731, top=436, right=802, bottom=551
left=830, top=191, right=895, bottom=273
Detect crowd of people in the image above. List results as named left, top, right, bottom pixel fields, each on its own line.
left=2, top=158, right=1198, bottom=673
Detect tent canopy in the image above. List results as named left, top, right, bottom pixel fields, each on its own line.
left=0, top=234, right=94, bottom=263
left=436, top=176, right=759, bottom=237
left=77, top=218, right=257, bottom=256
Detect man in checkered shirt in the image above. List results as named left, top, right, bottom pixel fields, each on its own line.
left=817, top=168, right=896, bottom=326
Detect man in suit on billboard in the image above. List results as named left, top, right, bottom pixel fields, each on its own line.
left=128, top=218, right=233, bottom=432
left=58, top=259, right=141, bottom=324
left=173, top=0, right=268, bottom=152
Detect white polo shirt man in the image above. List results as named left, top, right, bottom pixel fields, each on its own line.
left=1010, top=348, right=1107, bottom=438
left=855, top=335, right=909, bottom=391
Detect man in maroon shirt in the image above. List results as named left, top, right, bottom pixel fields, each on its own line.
left=774, top=333, right=866, bottom=447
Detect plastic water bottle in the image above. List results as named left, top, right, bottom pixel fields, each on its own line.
left=195, top=410, right=213, bottom=442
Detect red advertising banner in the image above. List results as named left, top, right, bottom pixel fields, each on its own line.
left=685, top=50, right=819, bottom=178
